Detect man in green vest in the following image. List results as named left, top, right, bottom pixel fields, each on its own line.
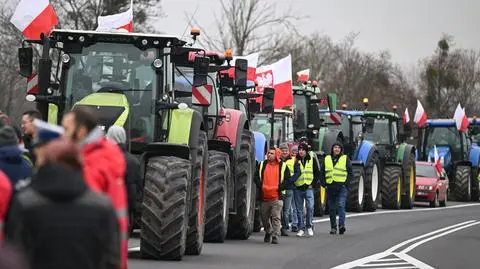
left=279, top=143, right=298, bottom=235
left=254, top=147, right=291, bottom=244
left=320, top=142, right=353, bottom=235
left=291, top=143, right=320, bottom=237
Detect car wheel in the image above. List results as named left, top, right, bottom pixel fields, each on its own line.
left=430, top=192, right=439, bottom=208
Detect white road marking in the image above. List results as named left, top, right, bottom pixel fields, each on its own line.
left=331, top=220, right=480, bottom=269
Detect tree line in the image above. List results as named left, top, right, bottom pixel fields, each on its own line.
left=1, top=0, right=479, bottom=121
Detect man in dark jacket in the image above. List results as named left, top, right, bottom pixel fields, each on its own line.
left=320, top=142, right=353, bottom=235
left=5, top=139, right=120, bottom=269
left=290, top=143, right=321, bottom=237
left=254, top=147, right=290, bottom=244
left=106, top=125, right=140, bottom=235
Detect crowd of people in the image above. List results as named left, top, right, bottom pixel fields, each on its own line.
left=254, top=139, right=353, bottom=244
left=0, top=107, right=140, bottom=269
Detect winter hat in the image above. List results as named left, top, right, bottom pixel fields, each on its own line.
left=279, top=143, right=289, bottom=151
left=331, top=142, right=344, bottom=155
left=32, top=119, right=64, bottom=148
left=298, top=142, right=309, bottom=152
left=106, top=125, right=127, bottom=145
left=0, top=125, right=19, bottom=147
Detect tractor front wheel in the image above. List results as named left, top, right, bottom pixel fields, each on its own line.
left=401, top=153, right=416, bottom=209
left=346, top=165, right=364, bottom=212
left=452, top=165, right=471, bottom=202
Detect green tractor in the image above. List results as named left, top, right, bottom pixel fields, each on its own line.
left=18, top=29, right=214, bottom=260
left=360, top=105, right=417, bottom=210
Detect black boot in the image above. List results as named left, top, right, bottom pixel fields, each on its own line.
left=339, top=226, right=346, bottom=235
left=330, top=228, right=337, bottom=235
left=271, top=236, right=279, bottom=244
left=264, top=233, right=271, bottom=243
left=281, top=229, right=289, bottom=236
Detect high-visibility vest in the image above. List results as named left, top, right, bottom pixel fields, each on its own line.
left=295, top=158, right=314, bottom=187
left=324, top=155, right=348, bottom=184
left=259, top=161, right=287, bottom=195
left=285, top=158, right=296, bottom=176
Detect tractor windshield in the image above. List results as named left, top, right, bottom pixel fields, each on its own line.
left=64, top=42, right=158, bottom=111
left=293, top=94, right=307, bottom=130
left=363, top=117, right=391, bottom=144
left=251, top=113, right=284, bottom=142
left=424, top=126, right=461, bottom=152
left=319, top=113, right=362, bottom=142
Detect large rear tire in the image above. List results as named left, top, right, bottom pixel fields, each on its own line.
left=227, top=130, right=255, bottom=239
left=185, top=131, right=208, bottom=255
left=401, top=153, right=416, bottom=209
left=140, top=156, right=190, bottom=260
left=347, top=165, right=364, bottom=212
left=381, top=166, right=402, bottom=210
left=363, top=152, right=380, bottom=212
left=470, top=168, right=479, bottom=201
left=452, top=165, right=471, bottom=201
left=204, top=150, right=231, bottom=243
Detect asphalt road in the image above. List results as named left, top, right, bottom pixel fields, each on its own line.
left=128, top=201, right=480, bottom=269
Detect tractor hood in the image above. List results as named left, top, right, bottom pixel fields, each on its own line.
left=428, top=146, right=451, bottom=170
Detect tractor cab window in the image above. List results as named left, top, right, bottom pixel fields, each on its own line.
left=251, top=114, right=284, bottom=142
left=424, top=126, right=461, bottom=159
left=293, top=95, right=307, bottom=130
left=363, top=117, right=391, bottom=144
left=391, top=119, right=398, bottom=144
left=320, top=112, right=351, bottom=141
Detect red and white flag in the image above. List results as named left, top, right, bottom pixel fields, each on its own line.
left=97, top=0, right=133, bottom=32
left=296, top=69, right=310, bottom=82
left=224, top=52, right=259, bottom=81
left=10, top=0, right=59, bottom=40
left=414, top=100, right=427, bottom=127
left=255, top=55, right=293, bottom=109
left=453, top=103, right=469, bottom=132
left=27, top=73, right=39, bottom=94
left=403, top=107, right=410, bottom=125
left=434, top=145, right=442, bottom=175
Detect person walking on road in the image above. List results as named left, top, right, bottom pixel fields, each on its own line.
left=279, top=143, right=298, bottom=236
left=62, top=106, right=128, bottom=269
left=291, top=143, right=320, bottom=237
left=320, top=142, right=353, bottom=235
left=254, top=147, right=290, bottom=244
left=5, top=139, right=120, bottom=269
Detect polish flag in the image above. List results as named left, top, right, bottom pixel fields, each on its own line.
left=225, top=52, right=259, bottom=81
left=296, top=69, right=310, bottom=82
left=97, top=0, right=133, bottom=32
left=414, top=100, right=427, bottom=127
left=10, top=0, right=59, bottom=40
left=403, top=107, right=410, bottom=125
left=453, top=103, right=469, bottom=132
left=255, top=55, right=293, bottom=109
left=434, top=145, right=442, bottom=175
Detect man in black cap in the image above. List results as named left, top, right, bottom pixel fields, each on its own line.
left=320, top=142, right=353, bottom=235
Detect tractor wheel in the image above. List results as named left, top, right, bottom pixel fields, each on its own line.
left=140, top=156, right=190, bottom=260
left=363, top=152, right=380, bottom=212
left=185, top=131, right=208, bottom=255
left=204, top=150, right=231, bottom=243
left=401, top=153, right=416, bottom=209
left=314, top=187, right=327, bottom=217
left=227, top=130, right=255, bottom=239
left=381, top=165, right=403, bottom=210
left=452, top=165, right=471, bottom=201
left=346, top=165, right=364, bottom=212
left=470, top=168, right=479, bottom=201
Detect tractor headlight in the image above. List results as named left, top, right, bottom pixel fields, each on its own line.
left=178, top=103, right=188, bottom=110
left=61, top=54, right=70, bottom=64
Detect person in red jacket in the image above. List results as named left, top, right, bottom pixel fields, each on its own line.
left=0, top=170, right=12, bottom=241
left=62, top=106, right=128, bottom=269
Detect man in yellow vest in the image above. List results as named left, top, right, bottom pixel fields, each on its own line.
left=320, top=142, right=353, bottom=235
left=254, top=147, right=291, bottom=244
left=291, top=143, right=320, bottom=237
left=279, top=143, right=298, bottom=235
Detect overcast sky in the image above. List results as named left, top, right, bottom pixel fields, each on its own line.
left=156, top=0, right=480, bottom=69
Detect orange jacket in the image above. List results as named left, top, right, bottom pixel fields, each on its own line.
left=81, top=137, right=128, bottom=269
left=0, top=171, right=12, bottom=241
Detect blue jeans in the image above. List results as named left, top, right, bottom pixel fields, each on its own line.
left=294, top=188, right=314, bottom=230
left=282, top=190, right=297, bottom=230
left=327, top=185, right=347, bottom=229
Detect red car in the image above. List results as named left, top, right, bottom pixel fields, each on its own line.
left=415, top=161, right=448, bottom=207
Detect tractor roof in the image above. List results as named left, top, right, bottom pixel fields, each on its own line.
left=292, top=85, right=319, bottom=93
left=363, top=111, right=399, bottom=118
left=318, top=109, right=363, bottom=116
left=425, top=119, right=456, bottom=127
left=50, top=29, right=187, bottom=48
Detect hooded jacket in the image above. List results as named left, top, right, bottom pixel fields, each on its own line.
left=5, top=162, right=120, bottom=269
left=254, top=149, right=290, bottom=201
left=290, top=144, right=321, bottom=189
left=319, top=142, right=354, bottom=188
left=0, top=145, right=32, bottom=189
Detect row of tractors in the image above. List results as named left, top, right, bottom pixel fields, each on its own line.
left=15, top=27, right=480, bottom=262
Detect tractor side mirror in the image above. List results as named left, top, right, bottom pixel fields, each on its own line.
left=193, top=56, right=210, bottom=87
left=18, top=47, right=33, bottom=78
left=364, top=118, right=375, bottom=133
left=234, top=59, right=248, bottom=89
left=308, top=101, right=321, bottom=130
left=262, top=87, right=275, bottom=113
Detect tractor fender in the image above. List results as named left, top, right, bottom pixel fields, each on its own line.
left=252, top=131, right=267, bottom=163
left=468, top=144, right=480, bottom=168
left=354, top=140, right=376, bottom=166
left=397, top=144, right=416, bottom=167
left=454, top=160, right=473, bottom=168
left=139, top=143, right=191, bottom=179
left=216, top=108, right=247, bottom=152
left=207, top=139, right=232, bottom=155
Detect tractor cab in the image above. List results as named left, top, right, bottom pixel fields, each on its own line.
left=250, top=108, right=294, bottom=147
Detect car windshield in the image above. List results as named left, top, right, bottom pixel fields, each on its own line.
left=64, top=42, right=158, bottom=110
left=363, top=117, right=391, bottom=144
left=251, top=113, right=284, bottom=141
left=416, top=164, right=438, bottom=178
left=293, top=94, right=307, bottom=130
